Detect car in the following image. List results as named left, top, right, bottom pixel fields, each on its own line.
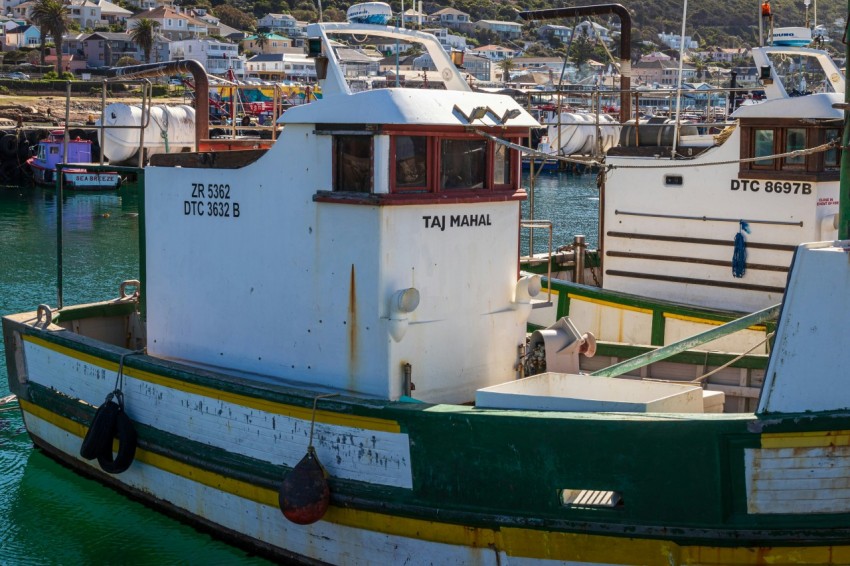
left=168, top=77, right=183, bottom=86
left=9, top=72, right=30, bottom=80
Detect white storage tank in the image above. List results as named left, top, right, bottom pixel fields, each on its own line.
left=98, top=103, right=195, bottom=163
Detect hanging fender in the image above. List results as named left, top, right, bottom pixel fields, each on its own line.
left=278, top=446, right=330, bottom=525
left=79, top=392, right=138, bottom=474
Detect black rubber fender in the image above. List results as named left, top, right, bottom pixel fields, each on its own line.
left=0, top=133, right=17, bottom=157
left=80, top=400, right=120, bottom=460
left=96, top=408, right=137, bottom=474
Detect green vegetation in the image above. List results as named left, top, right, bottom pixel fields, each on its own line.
left=180, top=0, right=846, bottom=56
left=130, top=18, right=161, bottom=64
left=31, top=0, right=70, bottom=73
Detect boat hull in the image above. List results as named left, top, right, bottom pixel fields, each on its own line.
left=6, top=308, right=850, bottom=565
left=28, top=159, right=121, bottom=190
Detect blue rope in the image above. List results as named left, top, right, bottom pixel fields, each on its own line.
left=732, top=221, right=750, bottom=278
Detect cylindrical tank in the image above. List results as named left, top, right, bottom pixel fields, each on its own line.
left=619, top=117, right=699, bottom=147
left=98, top=104, right=195, bottom=163
left=547, top=112, right=622, bottom=155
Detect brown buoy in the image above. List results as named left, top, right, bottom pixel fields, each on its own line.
left=278, top=446, right=330, bottom=525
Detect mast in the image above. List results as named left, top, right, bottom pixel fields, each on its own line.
left=839, top=0, right=850, bottom=240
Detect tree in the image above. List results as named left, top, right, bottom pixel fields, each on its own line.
left=498, top=58, right=515, bottom=85
left=255, top=30, right=269, bottom=53
left=130, top=18, right=160, bottom=64
left=31, top=0, right=69, bottom=74
left=213, top=5, right=257, bottom=31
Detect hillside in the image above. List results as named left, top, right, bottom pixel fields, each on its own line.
left=196, top=0, right=846, bottom=52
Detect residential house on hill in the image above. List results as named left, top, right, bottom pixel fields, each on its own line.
left=257, top=13, right=303, bottom=37
left=423, top=27, right=466, bottom=52
left=8, top=1, right=34, bottom=20
left=170, top=37, right=244, bottom=77
left=475, top=20, right=522, bottom=40
left=633, top=59, right=696, bottom=87
left=82, top=31, right=137, bottom=66
left=460, top=53, right=491, bottom=82
left=246, top=52, right=315, bottom=81
left=574, top=20, right=612, bottom=43
left=66, top=0, right=102, bottom=30
left=4, top=23, right=38, bottom=49
left=127, top=7, right=207, bottom=41
left=429, top=8, right=470, bottom=30
left=401, top=8, right=425, bottom=26
left=469, top=44, right=522, bottom=62
left=97, top=0, right=133, bottom=26
left=538, top=24, right=572, bottom=42
left=241, top=33, right=291, bottom=54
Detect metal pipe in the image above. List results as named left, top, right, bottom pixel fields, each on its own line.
left=402, top=362, right=413, bottom=397
left=574, top=234, right=586, bottom=284
left=591, top=303, right=780, bottom=378
left=839, top=0, right=850, bottom=239
left=57, top=81, right=71, bottom=309
left=519, top=4, right=632, bottom=123
left=105, top=59, right=209, bottom=151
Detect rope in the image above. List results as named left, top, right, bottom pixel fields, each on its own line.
left=691, top=332, right=775, bottom=384
left=475, top=130, right=839, bottom=172
left=111, top=349, right=145, bottom=397
left=732, top=220, right=750, bottom=278
left=307, top=393, right=338, bottom=449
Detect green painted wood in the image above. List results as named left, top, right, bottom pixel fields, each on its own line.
left=591, top=304, right=781, bottom=378
left=650, top=308, right=665, bottom=346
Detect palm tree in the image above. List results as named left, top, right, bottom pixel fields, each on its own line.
left=255, top=31, right=269, bottom=53
left=130, top=18, right=161, bottom=64
left=31, top=0, right=68, bottom=73
left=498, top=58, right=515, bottom=86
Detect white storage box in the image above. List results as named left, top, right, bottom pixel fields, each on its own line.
left=476, top=372, right=705, bottom=413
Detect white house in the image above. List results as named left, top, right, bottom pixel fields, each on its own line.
left=127, top=6, right=208, bottom=41
left=422, top=27, right=466, bottom=52
left=257, top=13, right=302, bottom=36
left=574, top=20, right=612, bottom=43
left=67, top=0, right=102, bottom=30
left=246, top=52, right=315, bottom=81
left=429, top=7, right=470, bottom=29
left=469, top=44, right=522, bottom=62
left=475, top=20, right=523, bottom=40
left=169, top=38, right=243, bottom=77
left=658, top=32, right=699, bottom=50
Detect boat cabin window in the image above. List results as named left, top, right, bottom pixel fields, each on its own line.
left=389, top=133, right=518, bottom=194
left=393, top=135, right=429, bottom=191
left=784, top=128, right=806, bottom=167
left=753, top=129, right=774, bottom=167
left=441, top=139, right=486, bottom=190
left=50, top=146, right=59, bottom=155
left=824, top=128, right=841, bottom=168
left=742, top=124, right=841, bottom=178
left=333, top=135, right=372, bottom=193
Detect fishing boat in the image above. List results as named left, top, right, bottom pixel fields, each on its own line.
left=26, top=130, right=121, bottom=190
left=6, top=14, right=850, bottom=564
left=513, top=6, right=846, bottom=406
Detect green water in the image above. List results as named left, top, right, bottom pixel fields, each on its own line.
left=0, top=173, right=598, bottom=563
left=0, top=185, right=273, bottom=565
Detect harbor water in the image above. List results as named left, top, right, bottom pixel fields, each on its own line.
left=0, top=172, right=598, bottom=563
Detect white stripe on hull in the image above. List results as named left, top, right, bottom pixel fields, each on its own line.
left=24, top=341, right=413, bottom=488
left=22, top=409, right=584, bottom=565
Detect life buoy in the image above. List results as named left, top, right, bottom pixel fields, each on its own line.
left=79, top=393, right=137, bottom=474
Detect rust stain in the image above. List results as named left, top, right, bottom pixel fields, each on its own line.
left=348, top=264, right=358, bottom=383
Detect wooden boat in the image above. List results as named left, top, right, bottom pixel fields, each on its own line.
left=516, top=9, right=847, bottom=408
left=6, top=16, right=850, bottom=565
left=26, top=130, right=121, bottom=190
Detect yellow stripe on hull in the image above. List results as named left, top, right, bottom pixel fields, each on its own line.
left=761, top=429, right=850, bottom=449
left=567, top=294, right=653, bottom=314
left=19, top=399, right=850, bottom=565
left=663, top=312, right=767, bottom=332
left=22, top=335, right=400, bottom=433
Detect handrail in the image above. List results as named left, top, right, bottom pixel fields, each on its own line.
left=615, top=210, right=804, bottom=227
left=590, top=303, right=780, bottom=377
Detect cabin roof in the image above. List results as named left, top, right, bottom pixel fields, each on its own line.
left=731, top=92, right=843, bottom=119
left=280, top=88, right=538, bottom=128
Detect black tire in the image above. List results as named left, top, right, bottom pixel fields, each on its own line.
left=0, top=133, right=17, bottom=157
left=80, top=400, right=120, bottom=460
left=96, top=408, right=137, bottom=474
